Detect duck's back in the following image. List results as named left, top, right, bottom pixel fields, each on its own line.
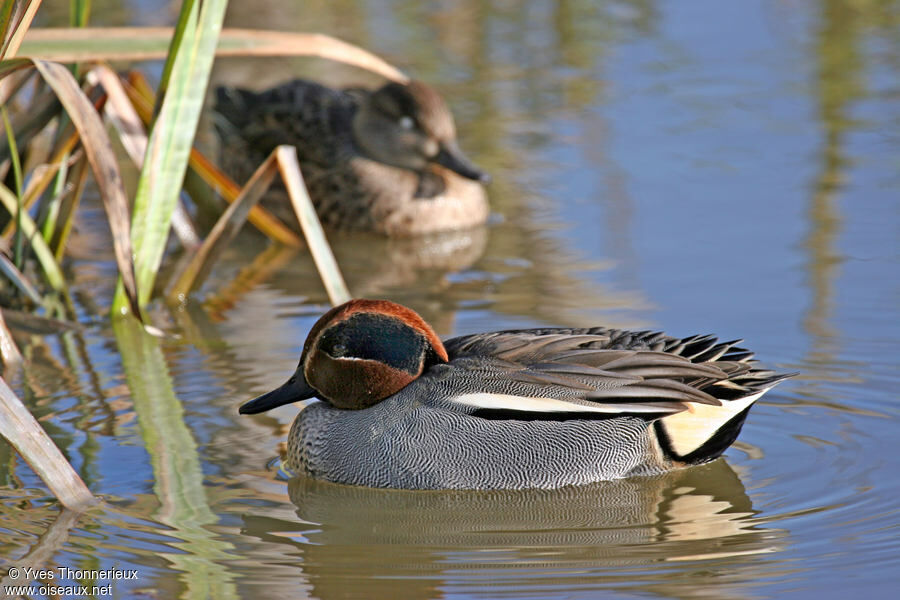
left=442, top=326, right=791, bottom=466
left=216, top=79, right=391, bottom=230
left=215, top=79, right=354, bottom=184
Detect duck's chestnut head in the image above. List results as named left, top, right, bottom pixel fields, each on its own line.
left=239, top=299, right=448, bottom=413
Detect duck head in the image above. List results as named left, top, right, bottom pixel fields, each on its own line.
left=239, top=299, right=449, bottom=413
left=352, top=80, right=491, bottom=183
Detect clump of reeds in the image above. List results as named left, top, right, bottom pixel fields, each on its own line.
left=1, top=0, right=406, bottom=510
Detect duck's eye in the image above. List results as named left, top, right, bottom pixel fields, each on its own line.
left=398, top=116, right=415, bottom=130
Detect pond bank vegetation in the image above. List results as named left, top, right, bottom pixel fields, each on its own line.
left=0, top=0, right=391, bottom=513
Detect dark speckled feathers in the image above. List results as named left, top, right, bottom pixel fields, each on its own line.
left=214, top=78, right=490, bottom=235
left=215, top=79, right=352, bottom=179
left=441, top=326, right=789, bottom=410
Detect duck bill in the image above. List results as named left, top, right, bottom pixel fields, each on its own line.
left=239, top=371, right=318, bottom=414
left=434, top=141, right=491, bottom=183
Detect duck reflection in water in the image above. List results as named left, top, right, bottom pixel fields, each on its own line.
left=237, top=460, right=785, bottom=600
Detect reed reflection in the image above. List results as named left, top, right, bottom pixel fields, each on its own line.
left=797, top=0, right=890, bottom=402
left=802, top=0, right=858, bottom=372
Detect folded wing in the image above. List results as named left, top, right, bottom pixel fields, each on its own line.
left=442, top=327, right=794, bottom=462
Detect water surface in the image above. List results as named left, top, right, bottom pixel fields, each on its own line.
left=3, top=1, right=899, bottom=598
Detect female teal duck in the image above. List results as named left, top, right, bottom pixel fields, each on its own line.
left=240, top=300, right=794, bottom=490
left=215, top=79, right=490, bottom=236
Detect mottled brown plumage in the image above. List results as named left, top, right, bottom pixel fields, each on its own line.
left=215, top=79, right=490, bottom=236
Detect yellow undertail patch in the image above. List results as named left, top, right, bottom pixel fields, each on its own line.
left=658, top=390, right=764, bottom=458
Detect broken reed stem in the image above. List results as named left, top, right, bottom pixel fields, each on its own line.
left=20, top=28, right=409, bottom=83
left=276, top=145, right=351, bottom=306
left=0, top=309, right=23, bottom=367
left=122, top=70, right=304, bottom=248
left=164, top=145, right=350, bottom=307
left=0, top=377, right=97, bottom=511
left=165, top=150, right=281, bottom=302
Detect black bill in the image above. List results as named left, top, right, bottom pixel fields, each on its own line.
left=434, top=141, right=491, bottom=183
left=239, top=370, right=318, bottom=414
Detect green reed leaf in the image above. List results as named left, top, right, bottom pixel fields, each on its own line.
left=111, top=0, right=228, bottom=315
left=0, top=181, right=67, bottom=292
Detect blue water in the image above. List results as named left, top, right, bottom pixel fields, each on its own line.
left=3, top=1, right=899, bottom=598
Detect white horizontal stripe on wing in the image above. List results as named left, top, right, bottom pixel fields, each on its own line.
left=453, top=392, right=620, bottom=413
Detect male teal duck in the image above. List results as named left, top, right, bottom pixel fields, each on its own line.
left=240, top=300, right=794, bottom=490
left=215, top=79, right=490, bottom=236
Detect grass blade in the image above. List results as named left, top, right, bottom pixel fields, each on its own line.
left=86, top=65, right=146, bottom=164
left=39, top=146, right=76, bottom=243
left=215, top=29, right=408, bottom=81
left=122, top=69, right=303, bottom=248
left=0, top=252, right=43, bottom=303
left=128, top=71, right=303, bottom=245
left=154, top=0, right=195, bottom=115
left=0, top=56, right=32, bottom=78
left=1, top=151, right=75, bottom=242
left=0, top=308, right=23, bottom=367
left=1, top=105, right=25, bottom=267
left=1, top=0, right=42, bottom=59
left=276, top=145, right=351, bottom=305
left=50, top=151, right=87, bottom=259
left=0, top=181, right=67, bottom=291
left=31, top=59, right=141, bottom=318
left=167, top=150, right=280, bottom=303
left=1, top=106, right=23, bottom=195
left=111, top=0, right=228, bottom=315
left=38, top=117, right=81, bottom=245
left=0, top=85, right=61, bottom=167
left=0, top=376, right=97, bottom=510
left=0, top=157, right=73, bottom=252
left=88, top=66, right=201, bottom=250
left=20, top=27, right=408, bottom=82
left=0, top=66, right=33, bottom=108
left=0, top=1, right=14, bottom=53
left=185, top=144, right=302, bottom=246
left=69, top=0, right=90, bottom=28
